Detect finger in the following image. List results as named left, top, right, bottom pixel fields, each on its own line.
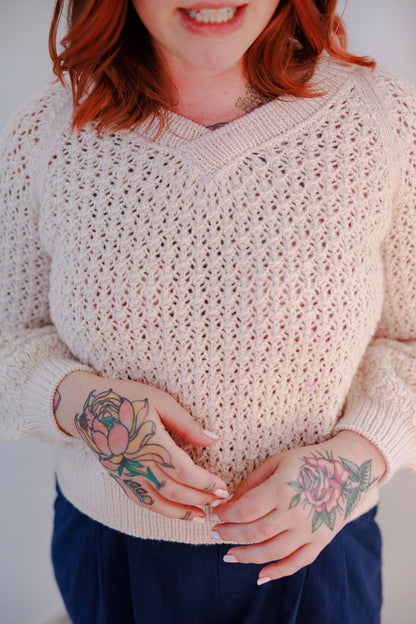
left=155, top=394, right=220, bottom=447
left=213, top=472, right=279, bottom=524
left=232, top=454, right=281, bottom=501
left=212, top=507, right=284, bottom=545
left=257, top=543, right=319, bottom=582
left=159, top=430, right=230, bottom=495
left=224, top=527, right=302, bottom=564
left=139, top=462, right=228, bottom=508
left=113, top=474, right=207, bottom=522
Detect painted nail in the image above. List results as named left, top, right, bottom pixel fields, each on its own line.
left=211, top=513, right=220, bottom=524
left=211, top=498, right=225, bottom=509
left=203, top=429, right=220, bottom=440
left=211, top=493, right=234, bottom=508
left=214, top=489, right=229, bottom=498
left=209, top=530, right=221, bottom=539
left=257, top=577, right=272, bottom=586
left=223, top=554, right=238, bottom=563
left=192, top=516, right=206, bottom=523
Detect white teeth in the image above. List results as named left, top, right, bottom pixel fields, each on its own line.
left=185, top=7, right=238, bottom=24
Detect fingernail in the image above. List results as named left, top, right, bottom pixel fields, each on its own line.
left=223, top=554, right=238, bottom=563
left=211, top=513, right=220, bottom=524
left=192, top=516, right=206, bottom=523
left=209, top=530, right=221, bottom=539
left=203, top=429, right=219, bottom=440
left=214, top=489, right=229, bottom=498
left=211, top=499, right=224, bottom=509
left=257, top=577, right=272, bottom=586
left=211, top=493, right=234, bottom=508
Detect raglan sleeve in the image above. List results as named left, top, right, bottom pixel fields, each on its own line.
left=0, top=85, right=94, bottom=444
left=332, top=67, right=416, bottom=486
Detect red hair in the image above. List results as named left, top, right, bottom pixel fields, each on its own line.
left=49, top=0, right=376, bottom=134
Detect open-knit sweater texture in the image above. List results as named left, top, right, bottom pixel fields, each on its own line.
left=1, top=51, right=416, bottom=544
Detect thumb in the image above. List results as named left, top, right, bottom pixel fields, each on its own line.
left=233, top=453, right=282, bottom=500
left=155, top=396, right=220, bottom=446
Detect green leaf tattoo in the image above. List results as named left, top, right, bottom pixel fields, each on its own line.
left=340, top=458, right=360, bottom=481
left=358, top=460, right=372, bottom=491
left=110, top=474, right=154, bottom=506
left=289, top=494, right=301, bottom=509
left=287, top=452, right=380, bottom=533
left=124, top=480, right=154, bottom=506
left=345, top=487, right=361, bottom=519
left=312, top=510, right=324, bottom=532
left=287, top=481, right=304, bottom=492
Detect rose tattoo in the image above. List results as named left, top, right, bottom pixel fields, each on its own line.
left=75, top=389, right=174, bottom=502
left=288, top=453, right=379, bottom=532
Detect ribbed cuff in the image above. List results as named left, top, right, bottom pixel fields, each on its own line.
left=333, top=394, right=416, bottom=486
left=22, top=357, right=94, bottom=444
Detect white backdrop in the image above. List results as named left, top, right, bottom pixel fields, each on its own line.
left=1, top=1, right=415, bottom=623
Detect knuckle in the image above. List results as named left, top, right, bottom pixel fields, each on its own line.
left=238, top=479, right=252, bottom=495
left=279, top=555, right=303, bottom=576
left=290, top=503, right=307, bottom=524
left=142, top=497, right=178, bottom=520
left=303, top=555, right=316, bottom=568
left=303, top=548, right=319, bottom=567
left=256, top=521, right=280, bottom=540
left=242, top=507, right=257, bottom=523
left=270, top=545, right=283, bottom=561
left=173, top=464, right=187, bottom=483
left=281, top=479, right=296, bottom=496
left=284, top=563, right=300, bottom=577
left=166, top=486, right=180, bottom=502
left=183, top=418, right=199, bottom=437
left=152, top=504, right=174, bottom=519
left=239, top=526, right=259, bottom=544
left=313, top=534, right=328, bottom=550
left=230, top=504, right=253, bottom=524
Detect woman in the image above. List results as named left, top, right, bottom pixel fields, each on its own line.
left=1, top=0, right=416, bottom=622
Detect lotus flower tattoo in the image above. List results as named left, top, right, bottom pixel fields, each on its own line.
left=288, top=452, right=378, bottom=532
left=75, top=389, right=174, bottom=493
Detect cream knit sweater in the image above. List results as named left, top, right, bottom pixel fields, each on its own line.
left=1, top=51, right=416, bottom=544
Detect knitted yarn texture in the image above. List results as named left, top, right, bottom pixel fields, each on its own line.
left=1, top=51, right=416, bottom=543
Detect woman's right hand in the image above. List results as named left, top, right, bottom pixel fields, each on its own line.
left=54, top=371, right=229, bottom=522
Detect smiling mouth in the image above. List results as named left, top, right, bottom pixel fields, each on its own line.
left=178, top=4, right=247, bottom=35
left=184, top=7, right=238, bottom=23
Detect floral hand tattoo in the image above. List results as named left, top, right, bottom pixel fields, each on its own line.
left=288, top=452, right=379, bottom=532
left=75, top=389, right=174, bottom=506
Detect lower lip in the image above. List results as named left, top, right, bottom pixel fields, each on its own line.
left=177, top=6, right=247, bottom=36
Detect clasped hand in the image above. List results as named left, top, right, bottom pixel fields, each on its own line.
left=209, top=432, right=385, bottom=585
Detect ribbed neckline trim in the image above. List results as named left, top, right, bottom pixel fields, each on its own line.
left=142, top=51, right=358, bottom=144
left=135, top=51, right=363, bottom=172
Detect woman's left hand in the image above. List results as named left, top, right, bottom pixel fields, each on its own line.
left=210, top=431, right=387, bottom=585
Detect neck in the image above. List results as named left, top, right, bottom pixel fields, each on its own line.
left=165, top=59, right=264, bottom=128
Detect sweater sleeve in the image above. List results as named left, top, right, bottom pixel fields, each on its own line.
left=0, top=85, right=94, bottom=444
left=332, top=67, right=416, bottom=486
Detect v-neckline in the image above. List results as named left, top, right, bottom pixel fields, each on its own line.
left=135, top=51, right=361, bottom=173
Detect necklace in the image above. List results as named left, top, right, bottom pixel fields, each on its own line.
left=205, top=84, right=272, bottom=131
left=206, top=121, right=230, bottom=131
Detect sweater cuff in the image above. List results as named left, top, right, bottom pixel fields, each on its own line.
left=22, top=357, right=94, bottom=444
left=332, top=394, right=416, bottom=487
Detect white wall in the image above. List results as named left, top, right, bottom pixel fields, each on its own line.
left=0, top=2, right=415, bottom=623
left=0, top=3, right=69, bottom=622
left=340, top=5, right=416, bottom=621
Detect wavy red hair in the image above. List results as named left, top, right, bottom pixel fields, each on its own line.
left=49, top=0, right=376, bottom=134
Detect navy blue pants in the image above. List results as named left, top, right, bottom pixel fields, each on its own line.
left=51, top=481, right=382, bottom=624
